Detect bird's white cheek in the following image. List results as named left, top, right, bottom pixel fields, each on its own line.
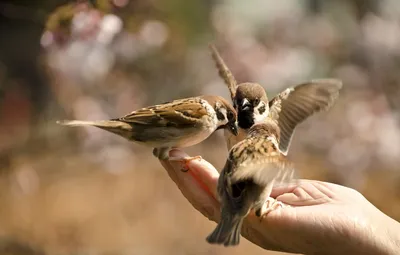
left=202, top=100, right=221, bottom=129
left=216, top=108, right=228, bottom=127
left=207, top=110, right=225, bottom=130
left=253, top=106, right=269, bottom=124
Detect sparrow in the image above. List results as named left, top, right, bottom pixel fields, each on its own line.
left=206, top=119, right=294, bottom=246
left=209, top=44, right=343, bottom=152
left=57, top=95, right=238, bottom=163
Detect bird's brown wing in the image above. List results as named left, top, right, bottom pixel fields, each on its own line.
left=209, top=44, right=238, bottom=100
left=233, top=156, right=293, bottom=186
left=117, top=98, right=207, bottom=128
left=228, top=138, right=294, bottom=187
left=269, top=79, right=342, bottom=155
left=233, top=156, right=294, bottom=187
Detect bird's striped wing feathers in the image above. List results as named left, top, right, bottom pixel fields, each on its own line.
left=117, top=98, right=207, bottom=128
left=269, top=79, right=342, bottom=155
left=227, top=138, right=293, bottom=187
left=209, top=44, right=238, bottom=100
left=232, top=157, right=293, bottom=187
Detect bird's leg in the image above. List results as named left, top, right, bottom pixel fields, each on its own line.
left=154, top=147, right=202, bottom=172
left=168, top=155, right=203, bottom=172
left=153, top=148, right=159, bottom=158
left=254, top=180, right=287, bottom=221
left=153, top=147, right=170, bottom=160
left=257, top=197, right=286, bottom=222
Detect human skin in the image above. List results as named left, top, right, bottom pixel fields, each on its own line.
left=160, top=149, right=400, bottom=255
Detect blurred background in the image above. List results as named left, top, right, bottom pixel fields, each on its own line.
left=1, top=0, right=400, bottom=254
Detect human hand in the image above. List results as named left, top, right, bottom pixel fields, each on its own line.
left=160, top=149, right=400, bottom=255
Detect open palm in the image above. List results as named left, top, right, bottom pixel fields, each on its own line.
left=160, top=149, right=396, bottom=255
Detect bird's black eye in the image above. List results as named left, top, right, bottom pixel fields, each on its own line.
left=253, top=98, right=260, bottom=106
left=227, top=111, right=234, bottom=120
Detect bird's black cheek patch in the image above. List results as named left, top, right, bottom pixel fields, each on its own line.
left=216, top=110, right=225, bottom=121
left=258, top=104, right=266, bottom=115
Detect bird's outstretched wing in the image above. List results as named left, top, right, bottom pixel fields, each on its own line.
left=209, top=44, right=238, bottom=100
left=269, top=79, right=343, bottom=155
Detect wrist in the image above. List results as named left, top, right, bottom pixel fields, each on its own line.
left=372, top=212, right=400, bottom=255
left=348, top=207, right=400, bottom=255
left=312, top=206, right=400, bottom=255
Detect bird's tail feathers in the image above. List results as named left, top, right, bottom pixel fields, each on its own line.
left=56, top=120, right=133, bottom=138
left=206, top=213, right=243, bottom=247
left=57, top=120, right=131, bottom=129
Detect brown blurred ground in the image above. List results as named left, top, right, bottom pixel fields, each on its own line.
left=0, top=0, right=400, bottom=254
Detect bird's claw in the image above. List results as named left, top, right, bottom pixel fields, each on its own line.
left=258, top=197, right=286, bottom=222
left=168, top=155, right=203, bottom=172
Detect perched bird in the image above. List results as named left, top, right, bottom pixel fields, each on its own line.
left=206, top=45, right=343, bottom=246
left=206, top=119, right=294, bottom=246
left=209, top=44, right=343, bottom=152
left=57, top=95, right=238, bottom=163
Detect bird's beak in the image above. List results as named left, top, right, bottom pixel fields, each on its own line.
left=241, top=99, right=251, bottom=111
left=229, top=121, right=239, bottom=136
left=217, top=120, right=238, bottom=136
